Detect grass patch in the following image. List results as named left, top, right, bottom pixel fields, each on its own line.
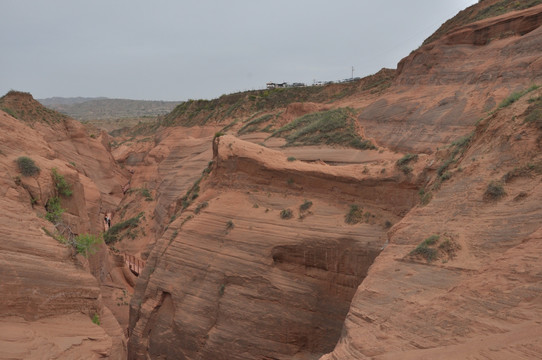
left=345, top=205, right=363, bottom=224
left=410, top=235, right=440, bottom=262
left=180, top=161, right=214, bottom=210
left=484, top=181, right=506, bottom=200
left=418, top=188, right=433, bottom=206
left=280, top=209, right=293, bottom=219
left=194, top=201, right=208, bottom=214
left=299, top=200, right=313, bottom=212
left=396, top=154, right=418, bottom=167
left=127, top=187, right=153, bottom=201
left=103, top=212, right=144, bottom=244
left=16, top=156, right=40, bottom=176
left=434, top=132, right=474, bottom=186
left=502, top=162, right=542, bottom=183
left=396, top=153, right=418, bottom=175
left=271, top=108, right=375, bottom=150
left=238, top=114, right=274, bottom=135
left=499, top=85, right=540, bottom=109
left=141, top=188, right=153, bottom=201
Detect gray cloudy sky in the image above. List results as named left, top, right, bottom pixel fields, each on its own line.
left=1, top=0, right=477, bottom=101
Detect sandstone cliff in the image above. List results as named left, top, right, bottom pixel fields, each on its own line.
left=127, top=135, right=419, bottom=359
left=358, top=4, right=542, bottom=153
left=322, top=81, right=542, bottom=360
left=0, top=92, right=129, bottom=359
left=123, top=3, right=542, bottom=359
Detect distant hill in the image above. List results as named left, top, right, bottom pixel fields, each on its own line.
left=39, top=97, right=108, bottom=106
left=37, top=97, right=182, bottom=121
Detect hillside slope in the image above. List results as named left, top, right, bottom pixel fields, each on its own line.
left=322, top=84, right=542, bottom=360
left=39, top=97, right=181, bottom=121
left=357, top=4, right=542, bottom=153
left=0, top=92, right=130, bottom=358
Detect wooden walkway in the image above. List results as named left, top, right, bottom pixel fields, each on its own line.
left=124, top=254, right=146, bottom=276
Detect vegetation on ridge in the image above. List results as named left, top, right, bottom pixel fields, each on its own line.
left=271, top=108, right=375, bottom=150
left=160, top=69, right=395, bottom=128
left=1, top=90, right=68, bottom=124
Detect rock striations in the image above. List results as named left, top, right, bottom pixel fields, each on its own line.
left=3, top=2, right=542, bottom=360
left=0, top=92, right=129, bottom=359
left=127, top=135, right=419, bottom=359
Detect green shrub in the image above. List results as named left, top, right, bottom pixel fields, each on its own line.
left=45, top=197, right=64, bottom=223
left=287, top=156, right=296, bottom=162
left=91, top=313, right=100, bottom=325
left=484, top=181, right=506, bottom=200
left=410, top=235, right=440, bottom=262
left=299, top=200, right=313, bottom=212
left=73, top=233, right=101, bottom=257
left=345, top=205, right=363, bottom=224
left=411, top=245, right=438, bottom=262
left=440, top=171, right=452, bottom=181
left=396, top=154, right=418, bottom=167
left=398, top=165, right=412, bottom=174
left=103, top=212, right=144, bottom=244
left=16, top=156, right=40, bottom=176
left=51, top=168, right=72, bottom=197
left=194, top=201, right=208, bottom=214
left=141, top=188, right=153, bottom=201
left=226, top=220, right=234, bottom=230
left=280, top=209, right=293, bottom=219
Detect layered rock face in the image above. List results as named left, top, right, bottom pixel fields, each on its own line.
left=321, top=86, right=542, bottom=358
left=128, top=136, right=419, bottom=359
left=0, top=94, right=129, bottom=359
left=358, top=5, right=542, bottom=154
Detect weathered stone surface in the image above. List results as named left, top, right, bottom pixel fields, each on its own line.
left=321, top=87, right=542, bottom=359
left=0, top=95, right=128, bottom=358
left=358, top=5, right=542, bottom=154
left=128, top=136, right=418, bottom=359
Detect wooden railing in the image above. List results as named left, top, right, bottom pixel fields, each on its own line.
left=124, top=254, right=146, bottom=276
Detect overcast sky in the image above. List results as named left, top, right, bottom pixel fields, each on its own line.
left=1, top=0, right=477, bottom=101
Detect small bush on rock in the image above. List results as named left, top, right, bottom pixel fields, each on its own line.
left=16, top=156, right=40, bottom=176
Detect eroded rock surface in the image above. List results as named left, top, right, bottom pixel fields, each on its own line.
left=128, top=136, right=418, bottom=359
left=0, top=95, right=129, bottom=359
left=321, top=87, right=542, bottom=359
left=358, top=5, right=542, bottom=153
